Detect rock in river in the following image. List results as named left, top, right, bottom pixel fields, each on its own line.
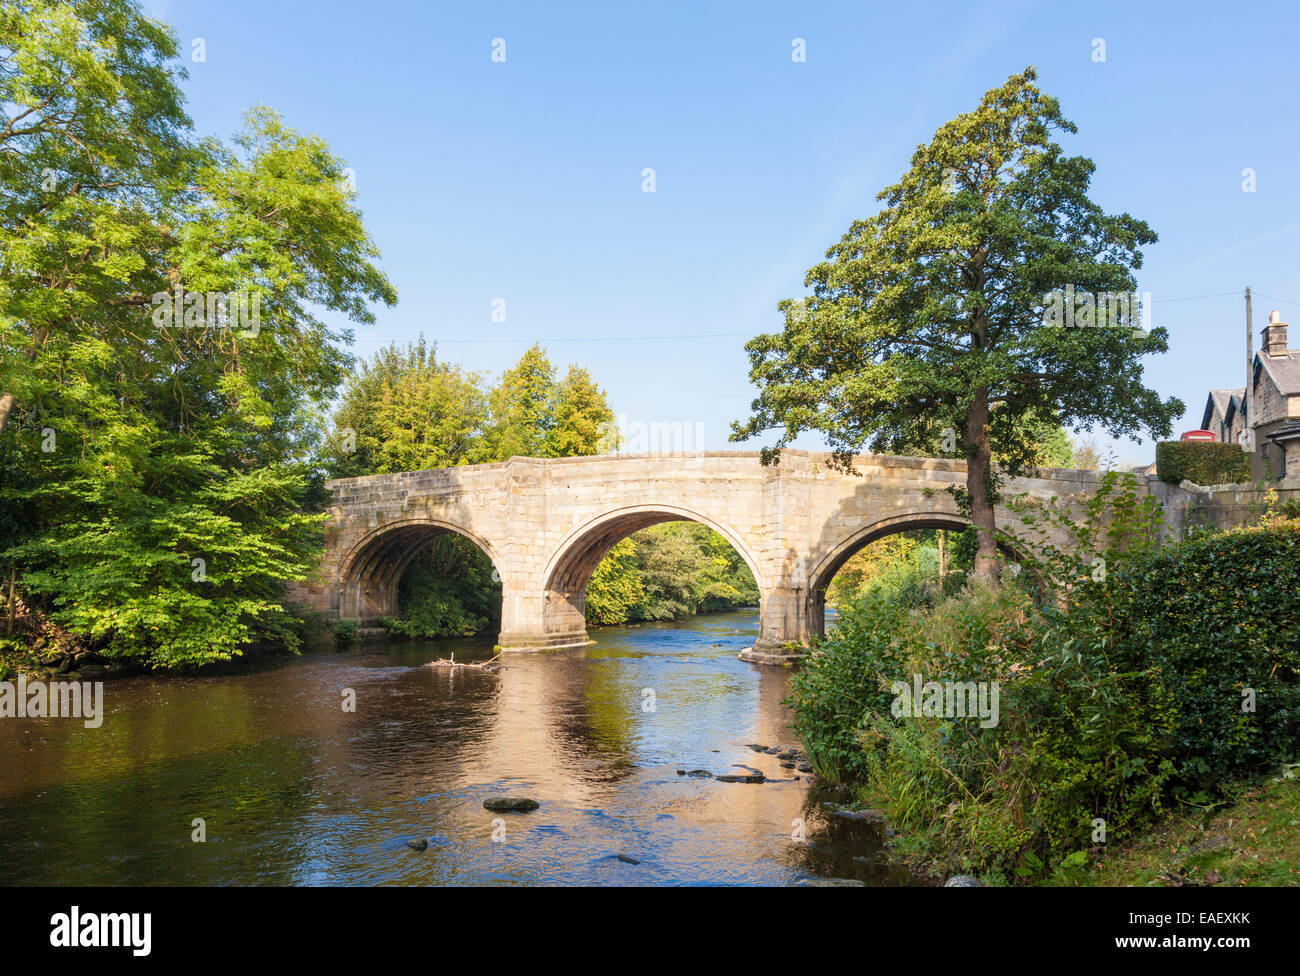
left=483, top=797, right=540, bottom=812
left=406, top=838, right=429, bottom=851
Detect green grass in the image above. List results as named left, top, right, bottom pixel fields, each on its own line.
left=1045, top=766, right=1300, bottom=887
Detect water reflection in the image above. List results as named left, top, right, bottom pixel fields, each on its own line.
left=0, top=611, right=919, bottom=886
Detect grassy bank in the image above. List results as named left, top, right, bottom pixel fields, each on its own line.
left=1058, top=768, right=1300, bottom=887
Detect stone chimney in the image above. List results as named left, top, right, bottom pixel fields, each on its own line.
left=1262, top=309, right=1288, bottom=357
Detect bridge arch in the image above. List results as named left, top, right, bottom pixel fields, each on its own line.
left=539, top=504, right=765, bottom=648
left=805, top=510, right=1031, bottom=639
left=337, top=517, right=501, bottom=624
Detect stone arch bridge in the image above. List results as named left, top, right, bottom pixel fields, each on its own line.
left=287, top=450, right=1158, bottom=661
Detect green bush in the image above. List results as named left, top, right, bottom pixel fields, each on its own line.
left=1156, top=441, right=1251, bottom=485
left=387, top=534, right=501, bottom=638
left=333, top=617, right=359, bottom=646
left=1109, top=521, right=1300, bottom=795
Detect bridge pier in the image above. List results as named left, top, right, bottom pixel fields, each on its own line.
left=496, top=582, right=593, bottom=652
left=737, top=584, right=818, bottom=665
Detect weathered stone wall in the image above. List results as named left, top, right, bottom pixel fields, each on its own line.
left=1155, top=478, right=1300, bottom=537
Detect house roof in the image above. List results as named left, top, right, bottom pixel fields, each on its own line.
left=1202, top=388, right=1244, bottom=430
left=1267, top=421, right=1300, bottom=443
left=1254, top=351, right=1300, bottom=398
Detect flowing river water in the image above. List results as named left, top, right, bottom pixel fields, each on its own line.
left=0, top=609, right=919, bottom=886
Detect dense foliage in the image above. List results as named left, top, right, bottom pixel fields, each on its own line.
left=324, top=340, right=613, bottom=479
left=1109, top=520, right=1300, bottom=791
left=0, top=0, right=394, bottom=667
left=791, top=474, right=1300, bottom=882
left=1156, top=440, right=1252, bottom=485
left=613, top=522, right=759, bottom=623
left=383, top=534, right=501, bottom=639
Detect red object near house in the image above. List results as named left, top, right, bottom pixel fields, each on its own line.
left=1180, top=429, right=1216, bottom=442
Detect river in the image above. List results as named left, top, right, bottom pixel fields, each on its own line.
left=0, top=609, right=917, bottom=886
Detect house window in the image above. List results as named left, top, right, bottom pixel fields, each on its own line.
left=1279, top=444, right=1288, bottom=480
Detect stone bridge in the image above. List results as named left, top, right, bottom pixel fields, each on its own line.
left=287, top=450, right=1148, bottom=661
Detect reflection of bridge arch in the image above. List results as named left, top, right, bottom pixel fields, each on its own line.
left=337, top=517, right=501, bottom=623
left=540, top=505, right=766, bottom=649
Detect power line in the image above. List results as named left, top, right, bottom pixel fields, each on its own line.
left=356, top=331, right=755, bottom=346
left=1150, top=290, right=1241, bottom=304
left=1255, top=293, right=1300, bottom=308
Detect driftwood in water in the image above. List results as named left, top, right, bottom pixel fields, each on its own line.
left=426, top=651, right=501, bottom=673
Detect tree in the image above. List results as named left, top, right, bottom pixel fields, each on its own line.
left=483, top=346, right=615, bottom=461
left=325, top=337, right=487, bottom=477
left=585, top=537, right=643, bottom=625
left=486, top=344, right=556, bottom=460
left=0, top=1, right=395, bottom=665
left=545, top=365, right=614, bottom=457
left=732, top=68, right=1181, bottom=580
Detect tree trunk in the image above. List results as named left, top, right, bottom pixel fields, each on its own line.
left=0, top=392, right=14, bottom=438
left=965, top=387, right=1000, bottom=582
left=937, top=529, right=948, bottom=578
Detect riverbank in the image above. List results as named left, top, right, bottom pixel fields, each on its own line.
left=842, top=767, right=1300, bottom=887
left=1056, top=768, right=1300, bottom=887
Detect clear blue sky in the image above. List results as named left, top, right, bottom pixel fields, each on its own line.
left=146, top=0, right=1300, bottom=463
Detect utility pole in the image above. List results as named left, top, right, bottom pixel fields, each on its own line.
left=1245, top=287, right=1254, bottom=453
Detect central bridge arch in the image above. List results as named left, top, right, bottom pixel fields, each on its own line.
left=540, top=504, right=766, bottom=649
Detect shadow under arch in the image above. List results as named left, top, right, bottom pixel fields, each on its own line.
left=540, top=504, right=765, bottom=647
left=806, top=510, right=1030, bottom=639
left=337, top=517, right=502, bottom=624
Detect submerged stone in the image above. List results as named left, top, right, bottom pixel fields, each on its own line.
left=483, top=797, right=540, bottom=812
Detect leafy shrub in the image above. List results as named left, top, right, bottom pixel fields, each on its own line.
left=333, top=617, right=359, bottom=646
left=1108, top=521, right=1300, bottom=794
left=388, top=534, right=500, bottom=638
left=1156, top=441, right=1251, bottom=485
left=790, top=473, right=1300, bottom=881
left=585, top=538, right=644, bottom=625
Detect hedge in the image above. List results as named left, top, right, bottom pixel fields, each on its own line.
left=1156, top=440, right=1251, bottom=485
left=1109, top=520, right=1300, bottom=791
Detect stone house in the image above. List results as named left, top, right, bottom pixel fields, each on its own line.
left=1249, top=311, right=1300, bottom=480
left=1201, top=388, right=1247, bottom=447
left=1201, top=310, right=1300, bottom=481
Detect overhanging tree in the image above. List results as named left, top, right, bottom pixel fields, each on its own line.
left=0, top=0, right=396, bottom=665
left=731, top=67, right=1182, bottom=579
